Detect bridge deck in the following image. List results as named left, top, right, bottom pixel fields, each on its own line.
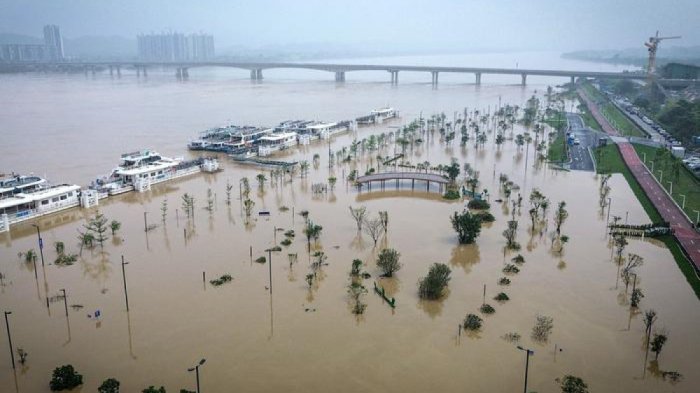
left=356, top=171, right=449, bottom=185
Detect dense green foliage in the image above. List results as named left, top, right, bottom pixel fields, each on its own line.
left=98, top=378, right=120, bottom=393
left=377, top=248, right=401, bottom=277
left=450, top=210, right=482, bottom=244
left=657, top=99, right=700, bottom=144
left=418, top=263, right=451, bottom=299
left=49, top=365, right=83, bottom=391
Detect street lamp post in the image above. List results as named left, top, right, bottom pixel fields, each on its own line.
left=606, top=197, right=612, bottom=225
left=657, top=170, right=663, bottom=183
left=143, top=212, right=149, bottom=232
left=188, top=358, right=206, bottom=393
left=693, top=210, right=700, bottom=227
left=60, top=289, right=68, bottom=317
left=642, top=152, right=646, bottom=164
left=121, top=255, right=130, bottom=312
left=667, top=181, right=673, bottom=195
left=679, top=194, right=686, bottom=210
left=31, top=224, right=45, bottom=267
left=4, top=311, right=14, bottom=369
left=650, top=161, right=654, bottom=172
left=516, top=346, right=534, bottom=393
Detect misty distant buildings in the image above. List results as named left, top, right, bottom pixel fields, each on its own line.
left=0, top=24, right=64, bottom=62
left=137, top=32, right=215, bottom=62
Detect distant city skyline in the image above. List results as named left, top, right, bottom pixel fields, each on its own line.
left=137, top=32, right=214, bottom=62
left=0, top=0, right=699, bottom=52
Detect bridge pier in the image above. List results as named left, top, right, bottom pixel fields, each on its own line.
left=520, top=73, right=527, bottom=86
left=335, top=71, right=345, bottom=82
left=250, top=69, right=263, bottom=81
left=431, top=71, right=439, bottom=86
left=136, top=67, right=141, bottom=77
left=389, top=70, right=399, bottom=85
left=109, top=65, right=114, bottom=77
left=116, top=66, right=121, bottom=78
left=570, top=76, right=575, bottom=85
left=142, top=66, right=147, bottom=77
left=475, top=72, right=482, bottom=85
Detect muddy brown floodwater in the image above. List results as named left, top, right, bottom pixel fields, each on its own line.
left=1, top=55, right=698, bottom=392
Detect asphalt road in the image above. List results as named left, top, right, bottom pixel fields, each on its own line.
left=566, top=113, right=596, bottom=172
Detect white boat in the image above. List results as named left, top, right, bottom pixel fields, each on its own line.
left=370, top=107, right=398, bottom=123
left=0, top=183, right=82, bottom=232
left=257, top=132, right=298, bottom=157
left=0, top=174, right=47, bottom=199
left=93, top=149, right=220, bottom=195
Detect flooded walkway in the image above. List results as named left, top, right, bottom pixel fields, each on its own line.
left=356, top=171, right=448, bottom=191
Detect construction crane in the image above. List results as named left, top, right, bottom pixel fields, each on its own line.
left=645, top=31, right=681, bottom=76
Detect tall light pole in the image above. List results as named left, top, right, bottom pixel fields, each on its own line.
left=693, top=210, right=699, bottom=227
left=143, top=212, right=149, bottom=232
left=666, top=181, right=673, bottom=195
left=650, top=161, right=654, bottom=172
left=187, top=358, right=206, bottom=393
left=657, top=170, right=663, bottom=183
left=30, top=224, right=45, bottom=267
left=4, top=311, right=14, bottom=369
left=679, top=194, right=686, bottom=210
left=606, top=197, right=612, bottom=225
left=60, top=288, right=68, bottom=317
left=516, top=346, right=534, bottom=393
left=121, top=255, right=130, bottom=312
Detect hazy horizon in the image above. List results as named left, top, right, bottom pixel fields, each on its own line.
left=1, top=0, right=699, bottom=53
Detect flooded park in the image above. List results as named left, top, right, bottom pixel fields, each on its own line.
left=1, top=55, right=699, bottom=392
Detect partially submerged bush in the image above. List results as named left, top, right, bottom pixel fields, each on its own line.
left=280, top=238, right=292, bottom=246
left=480, top=304, right=495, bottom=314
left=255, top=256, right=266, bottom=264
left=284, top=230, right=295, bottom=237
left=467, top=199, right=490, bottom=210
left=502, top=264, right=520, bottom=274
left=443, top=189, right=461, bottom=200
left=463, top=313, right=483, bottom=331
left=502, top=332, right=521, bottom=343
left=494, top=292, right=510, bottom=302
left=50, top=364, right=83, bottom=391
left=55, top=254, right=78, bottom=266
left=418, top=263, right=451, bottom=299
left=498, top=277, right=511, bottom=286
left=209, top=274, right=233, bottom=287
left=511, top=254, right=525, bottom=264
left=474, top=211, right=495, bottom=222
left=532, top=314, right=554, bottom=342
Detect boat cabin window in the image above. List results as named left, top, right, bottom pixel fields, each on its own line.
left=67, top=192, right=73, bottom=197
left=52, top=197, right=59, bottom=202
left=41, top=200, right=49, bottom=205
left=60, top=195, right=67, bottom=200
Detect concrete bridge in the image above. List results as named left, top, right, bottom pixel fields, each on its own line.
left=5, top=61, right=668, bottom=86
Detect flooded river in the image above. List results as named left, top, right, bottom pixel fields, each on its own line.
left=1, top=52, right=698, bottom=392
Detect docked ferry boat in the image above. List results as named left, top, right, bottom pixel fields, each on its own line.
left=0, top=175, right=82, bottom=232
left=91, top=149, right=220, bottom=196
left=257, top=132, right=298, bottom=156
left=356, top=107, right=399, bottom=125
left=189, top=125, right=271, bottom=154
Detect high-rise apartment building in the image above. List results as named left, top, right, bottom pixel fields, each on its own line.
left=137, top=32, right=215, bottom=62
left=43, top=25, right=64, bottom=60
left=0, top=24, right=64, bottom=62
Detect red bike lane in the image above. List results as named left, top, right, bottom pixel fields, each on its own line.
left=579, top=88, right=700, bottom=271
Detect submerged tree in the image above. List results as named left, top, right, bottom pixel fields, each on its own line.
left=450, top=210, right=482, bottom=244
left=328, top=176, right=337, bottom=190
left=556, top=375, right=589, bottom=393
left=349, top=206, right=368, bottom=231
left=554, top=201, right=569, bottom=235
left=304, top=220, right=323, bottom=250
left=651, top=330, right=668, bottom=360
left=377, top=248, right=401, bottom=277
left=418, top=263, right=451, bottom=300
left=85, top=212, right=110, bottom=247
left=50, top=364, right=83, bottom=391
left=98, top=378, right=120, bottom=393
left=531, top=314, right=554, bottom=342
left=503, top=220, right=520, bottom=250
left=110, top=220, right=121, bottom=236
left=348, top=281, right=368, bottom=315
left=243, top=198, right=255, bottom=220
left=379, top=211, right=389, bottom=234
left=161, top=199, right=168, bottom=222
left=256, top=173, right=267, bottom=190
left=363, top=216, right=383, bottom=246
left=225, top=180, right=233, bottom=205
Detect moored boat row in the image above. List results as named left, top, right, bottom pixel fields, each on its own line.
left=0, top=151, right=220, bottom=233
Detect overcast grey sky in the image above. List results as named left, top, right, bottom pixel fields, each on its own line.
left=1, top=0, right=698, bottom=51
